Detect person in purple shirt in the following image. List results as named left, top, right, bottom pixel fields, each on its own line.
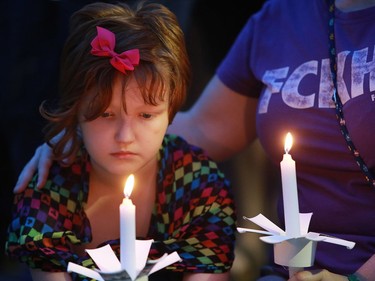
left=12, top=0, right=375, bottom=280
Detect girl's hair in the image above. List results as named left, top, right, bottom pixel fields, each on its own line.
left=40, top=1, right=190, bottom=162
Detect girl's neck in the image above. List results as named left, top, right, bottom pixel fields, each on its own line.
left=132, top=159, right=159, bottom=203
left=89, top=157, right=159, bottom=200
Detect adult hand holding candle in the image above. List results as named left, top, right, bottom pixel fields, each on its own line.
left=120, top=174, right=136, bottom=280
left=280, top=132, right=300, bottom=238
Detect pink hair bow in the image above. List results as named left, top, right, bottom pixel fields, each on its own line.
left=90, top=26, right=140, bottom=74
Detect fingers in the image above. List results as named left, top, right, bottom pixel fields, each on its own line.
left=13, top=146, right=42, bottom=193
left=294, top=271, right=315, bottom=281
left=289, top=271, right=310, bottom=281
left=36, top=143, right=54, bottom=189
left=13, top=143, right=54, bottom=193
left=292, top=270, right=347, bottom=281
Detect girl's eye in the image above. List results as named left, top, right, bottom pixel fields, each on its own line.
left=140, top=113, right=153, bottom=119
left=101, top=112, right=114, bottom=118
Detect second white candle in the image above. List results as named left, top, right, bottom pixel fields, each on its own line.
left=280, top=132, right=301, bottom=237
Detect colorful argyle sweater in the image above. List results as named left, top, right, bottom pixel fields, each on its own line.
left=6, top=134, right=236, bottom=280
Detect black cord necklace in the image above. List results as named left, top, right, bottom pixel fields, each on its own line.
left=327, top=0, right=375, bottom=187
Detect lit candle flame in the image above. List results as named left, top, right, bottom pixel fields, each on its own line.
left=124, top=174, right=134, bottom=198
left=284, top=132, right=293, bottom=154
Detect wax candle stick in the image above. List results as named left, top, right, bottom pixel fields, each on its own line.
left=120, top=174, right=136, bottom=280
left=280, top=132, right=300, bottom=237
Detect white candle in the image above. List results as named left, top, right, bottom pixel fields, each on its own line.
left=120, top=174, right=136, bottom=280
left=280, top=132, right=300, bottom=237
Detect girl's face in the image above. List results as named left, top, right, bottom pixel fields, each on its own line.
left=79, top=77, right=169, bottom=179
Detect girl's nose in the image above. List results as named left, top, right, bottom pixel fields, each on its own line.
left=115, top=117, right=135, bottom=144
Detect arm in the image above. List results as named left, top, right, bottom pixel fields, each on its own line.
left=30, top=270, right=72, bottom=281
left=8, top=172, right=86, bottom=276
left=168, top=75, right=258, bottom=162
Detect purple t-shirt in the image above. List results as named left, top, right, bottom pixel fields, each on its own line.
left=217, top=0, right=375, bottom=276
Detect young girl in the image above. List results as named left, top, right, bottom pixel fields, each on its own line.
left=6, top=2, right=236, bottom=281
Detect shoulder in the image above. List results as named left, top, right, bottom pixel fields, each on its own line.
left=159, top=134, right=230, bottom=189
left=160, top=134, right=216, bottom=167
left=249, top=0, right=323, bottom=25
left=20, top=156, right=90, bottom=211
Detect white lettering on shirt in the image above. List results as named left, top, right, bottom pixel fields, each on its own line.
left=352, top=47, right=375, bottom=97
left=258, top=67, right=289, bottom=114
left=282, top=60, right=317, bottom=109
left=259, top=46, right=375, bottom=113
